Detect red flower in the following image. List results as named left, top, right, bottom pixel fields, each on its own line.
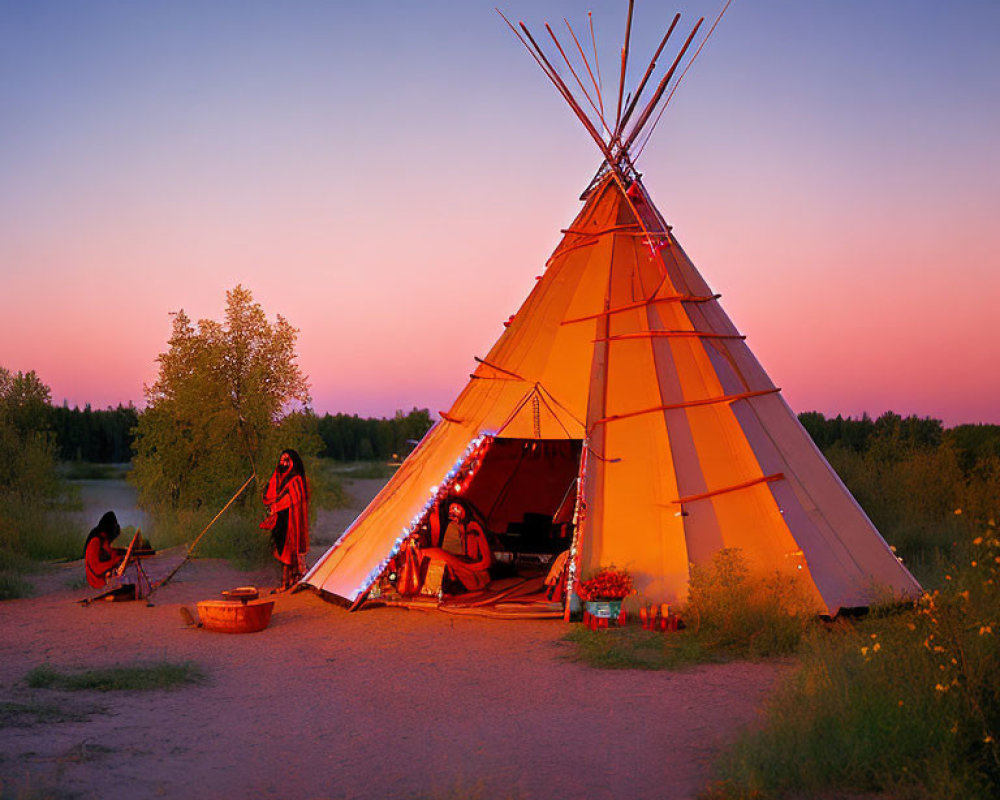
left=577, top=566, right=633, bottom=600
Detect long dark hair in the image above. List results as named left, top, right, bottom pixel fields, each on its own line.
left=278, top=449, right=308, bottom=499
left=83, top=510, right=120, bottom=556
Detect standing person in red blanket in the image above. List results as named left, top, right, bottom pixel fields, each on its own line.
left=261, top=449, right=310, bottom=591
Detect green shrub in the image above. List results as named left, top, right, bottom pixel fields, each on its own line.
left=307, top=460, right=352, bottom=509
left=685, top=549, right=813, bottom=660
left=567, top=549, right=811, bottom=670
left=0, top=569, right=34, bottom=600
left=0, top=503, right=83, bottom=564
left=709, top=526, right=1000, bottom=799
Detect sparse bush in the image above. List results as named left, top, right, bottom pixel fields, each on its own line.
left=709, top=525, right=1000, bottom=799
left=685, top=548, right=813, bottom=659
left=568, top=549, right=811, bottom=670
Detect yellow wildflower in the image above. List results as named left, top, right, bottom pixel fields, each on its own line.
left=860, top=646, right=869, bottom=656
left=936, top=683, right=948, bottom=692
left=974, top=537, right=984, bottom=545
left=873, top=643, right=881, bottom=653
left=986, top=736, right=994, bottom=744
left=972, top=561, right=978, bottom=568
left=980, top=626, right=993, bottom=636
left=954, top=508, right=963, bottom=515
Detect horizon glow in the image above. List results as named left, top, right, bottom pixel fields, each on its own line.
left=2, top=1, right=997, bottom=427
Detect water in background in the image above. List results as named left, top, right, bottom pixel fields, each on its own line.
left=69, top=478, right=148, bottom=537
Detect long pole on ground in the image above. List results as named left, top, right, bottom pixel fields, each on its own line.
left=147, top=472, right=257, bottom=598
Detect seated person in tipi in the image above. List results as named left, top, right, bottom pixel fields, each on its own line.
left=418, top=501, right=492, bottom=593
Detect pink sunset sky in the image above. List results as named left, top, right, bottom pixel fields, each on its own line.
left=2, top=1, right=997, bottom=427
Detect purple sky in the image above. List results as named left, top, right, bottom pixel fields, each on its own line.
left=2, top=1, right=997, bottom=425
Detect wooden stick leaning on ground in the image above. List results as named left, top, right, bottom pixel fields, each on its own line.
left=147, top=472, right=257, bottom=596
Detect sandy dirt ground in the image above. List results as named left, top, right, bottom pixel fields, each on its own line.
left=1, top=479, right=792, bottom=800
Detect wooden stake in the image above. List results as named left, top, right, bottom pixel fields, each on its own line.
left=518, top=21, right=610, bottom=156
left=622, top=17, right=703, bottom=152
left=563, top=17, right=607, bottom=134
left=615, top=0, right=635, bottom=133
left=545, top=23, right=611, bottom=138
left=148, top=472, right=257, bottom=595
left=614, top=13, right=680, bottom=148
left=634, top=0, right=735, bottom=161
left=498, top=10, right=663, bottom=258
left=588, top=11, right=604, bottom=119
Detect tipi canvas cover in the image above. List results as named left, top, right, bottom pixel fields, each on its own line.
left=304, top=7, right=921, bottom=616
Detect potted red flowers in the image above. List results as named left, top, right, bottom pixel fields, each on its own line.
left=577, top=565, right=633, bottom=620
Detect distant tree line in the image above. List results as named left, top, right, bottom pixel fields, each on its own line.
left=45, top=404, right=434, bottom=466
left=42, top=404, right=435, bottom=465
left=798, top=410, right=1000, bottom=467
left=317, top=408, right=433, bottom=461
left=50, top=404, right=138, bottom=463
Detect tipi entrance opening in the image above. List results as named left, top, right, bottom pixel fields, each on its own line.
left=459, top=438, right=580, bottom=572
left=378, top=438, right=582, bottom=616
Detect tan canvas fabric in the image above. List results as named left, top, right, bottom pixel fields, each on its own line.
left=304, top=175, right=921, bottom=614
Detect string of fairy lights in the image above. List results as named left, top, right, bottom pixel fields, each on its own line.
left=349, top=433, right=495, bottom=603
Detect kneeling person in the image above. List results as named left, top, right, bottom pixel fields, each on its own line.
left=84, top=511, right=127, bottom=589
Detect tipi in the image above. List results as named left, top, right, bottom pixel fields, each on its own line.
left=304, top=5, right=921, bottom=617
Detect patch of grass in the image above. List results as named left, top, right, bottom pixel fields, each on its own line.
left=0, top=571, right=34, bottom=600
left=567, top=550, right=811, bottom=671
left=0, top=700, right=100, bottom=728
left=707, top=527, right=1000, bottom=800
left=191, top=514, right=274, bottom=570
left=683, top=549, right=813, bottom=660
left=565, top=625, right=717, bottom=670
left=145, top=509, right=272, bottom=570
left=26, top=661, right=206, bottom=692
left=0, top=548, right=38, bottom=600
left=0, top=502, right=83, bottom=564
left=309, top=461, right=353, bottom=509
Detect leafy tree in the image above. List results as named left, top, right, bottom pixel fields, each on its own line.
left=131, top=285, right=320, bottom=512
left=0, top=368, right=59, bottom=502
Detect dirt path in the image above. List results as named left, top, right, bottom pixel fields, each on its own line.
left=1, top=478, right=791, bottom=800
